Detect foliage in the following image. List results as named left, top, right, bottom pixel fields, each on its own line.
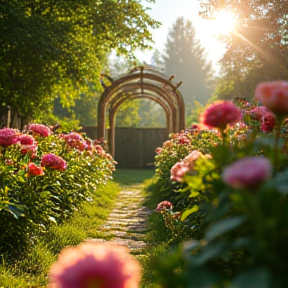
left=0, top=179, right=119, bottom=287
left=0, top=125, right=115, bottom=254
left=163, top=17, right=214, bottom=105
left=150, top=96, right=288, bottom=287
left=0, top=0, right=160, bottom=119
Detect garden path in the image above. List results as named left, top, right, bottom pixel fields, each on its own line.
left=88, top=184, right=151, bottom=255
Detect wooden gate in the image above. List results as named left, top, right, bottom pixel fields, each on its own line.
left=114, top=127, right=168, bottom=168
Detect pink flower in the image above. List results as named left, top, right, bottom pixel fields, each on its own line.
left=183, top=150, right=203, bottom=169
left=200, top=101, right=242, bottom=131
left=48, top=241, right=141, bottom=288
left=255, top=81, right=288, bottom=117
left=17, top=134, right=35, bottom=145
left=222, top=156, right=272, bottom=190
left=28, top=163, right=44, bottom=176
left=21, top=144, right=38, bottom=157
left=260, top=113, right=276, bottom=132
left=28, top=124, right=52, bottom=137
left=155, top=147, right=163, bottom=154
left=170, top=161, right=190, bottom=182
left=156, top=201, right=173, bottom=212
left=61, top=132, right=88, bottom=151
left=41, top=153, right=67, bottom=170
left=0, top=128, right=19, bottom=147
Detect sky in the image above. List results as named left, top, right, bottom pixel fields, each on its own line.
left=135, top=0, right=227, bottom=70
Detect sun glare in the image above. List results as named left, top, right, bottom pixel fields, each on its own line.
left=212, top=10, right=236, bottom=35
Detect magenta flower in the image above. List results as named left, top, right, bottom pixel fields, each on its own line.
left=48, top=241, right=141, bottom=288
left=255, top=81, right=288, bottom=117
left=17, top=134, right=35, bottom=145
left=156, top=201, right=173, bottom=213
left=28, top=124, right=52, bottom=137
left=200, top=101, right=242, bottom=131
left=41, top=153, right=67, bottom=170
left=0, top=128, right=19, bottom=147
left=28, top=163, right=44, bottom=176
left=222, top=156, right=272, bottom=190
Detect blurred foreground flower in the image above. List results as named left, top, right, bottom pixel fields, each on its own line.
left=48, top=241, right=141, bottom=288
left=200, top=101, right=242, bottom=131
left=222, top=156, right=272, bottom=190
left=255, top=81, right=288, bottom=117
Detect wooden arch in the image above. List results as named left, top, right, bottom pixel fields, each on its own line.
left=98, top=66, right=185, bottom=155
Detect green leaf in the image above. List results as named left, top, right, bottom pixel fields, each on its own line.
left=8, top=204, right=25, bottom=219
left=230, top=268, right=272, bottom=288
left=181, top=205, right=199, bottom=221
left=206, top=216, right=246, bottom=241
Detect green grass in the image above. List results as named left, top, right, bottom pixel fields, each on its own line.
left=0, top=180, right=120, bottom=288
left=112, top=168, right=155, bottom=186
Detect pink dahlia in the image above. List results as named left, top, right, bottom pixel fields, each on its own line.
left=156, top=201, right=173, bottom=213
left=0, top=128, right=19, bottom=147
left=41, top=153, right=67, bottom=170
left=170, top=161, right=190, bottom=182
left=28, top=163, right=44, bottom=176
left=28, top=124, right=52, bottom=137
left=200, top=101, right=242, bottom=131
left=48, top=241, right=141, bottom=288
left=255, top=81, right=288, bottom=117
left=222, top=156, right=272, bottom=190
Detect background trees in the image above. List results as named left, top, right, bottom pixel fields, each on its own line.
left=163, top=17, right=214, bottom=106
left=199, top=0, right=288, bottom=100
left=0, top=0, right=159, bottom=120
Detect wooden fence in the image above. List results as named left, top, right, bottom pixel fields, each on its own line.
left=81, top=126, right=168, bottom=168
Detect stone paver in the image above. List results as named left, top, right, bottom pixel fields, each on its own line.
left=87, top=186, right=152, bottom=255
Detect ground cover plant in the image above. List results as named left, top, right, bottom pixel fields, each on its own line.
left=147, top=81, right=288, bottom=287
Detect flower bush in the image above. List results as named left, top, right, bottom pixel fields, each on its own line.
left=0, top=124, right=116, bottom=254
left=151, top=81, right=288, bottom=287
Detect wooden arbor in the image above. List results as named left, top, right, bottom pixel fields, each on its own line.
left=97, top=66, right=185, bottom=156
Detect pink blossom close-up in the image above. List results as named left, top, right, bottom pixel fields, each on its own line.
left=28, top=163, right=44, bottom=176
left=61, top=132, right=87, bottom=151
left=156, top=201, right=173, bottom=213
left=28, top=124, right=52, bottom=137
left=48, top=241, right=141, bottom=288
left=20, top=144, right=38, bottom=158
left=183, top=150, right=203, bottom=169
left=17, top=134, right=35, bottom=145
left=0, top=128, right=20, bottom=147
left=170, top=161, right=190, bottom=182
left=41, top=153, right=67, bottom=170
left=222, top=156, right=272, bottom=190
left=255, top=81, right=288, bottom=117
left=200, top=101, right=242, bottom=131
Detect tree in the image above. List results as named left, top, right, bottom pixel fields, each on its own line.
left=0, top=0, right=160, bottom=120
left=199, top=0, right=288, bottom=100
left=163, top=17, right=214, bottom=106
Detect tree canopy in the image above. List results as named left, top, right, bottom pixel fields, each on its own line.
left=0, top=0, right=160, bottom=119
left=199, top=0, right=288, bottom=100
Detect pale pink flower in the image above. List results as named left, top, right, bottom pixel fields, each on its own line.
left=41, top=153, right=67, bottom=170
left=155, top=147, right=163, bottom=154
left=0, top=128, right=19, bottom=147
left=28, top=163, right=44, bottom=176
left=183, top=150, right=203, bottom=169
left=28, top=124, right=52, bottom=137
left=21, top=144, right=38, bottom=158
left=222, top=156, right=272, bottom=190
left=170, top=161, right=190, bottom=182
left=48, top=241, right=141, bottom=288
left=200, top=101, right=242, bottom=131
left=61, top=132, right=87, bottom=151
left=156, top=201, right=173, bottom=213
left=255, top=81, right=288, bottom=117
left=163, top=140, right=173, bottom=149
